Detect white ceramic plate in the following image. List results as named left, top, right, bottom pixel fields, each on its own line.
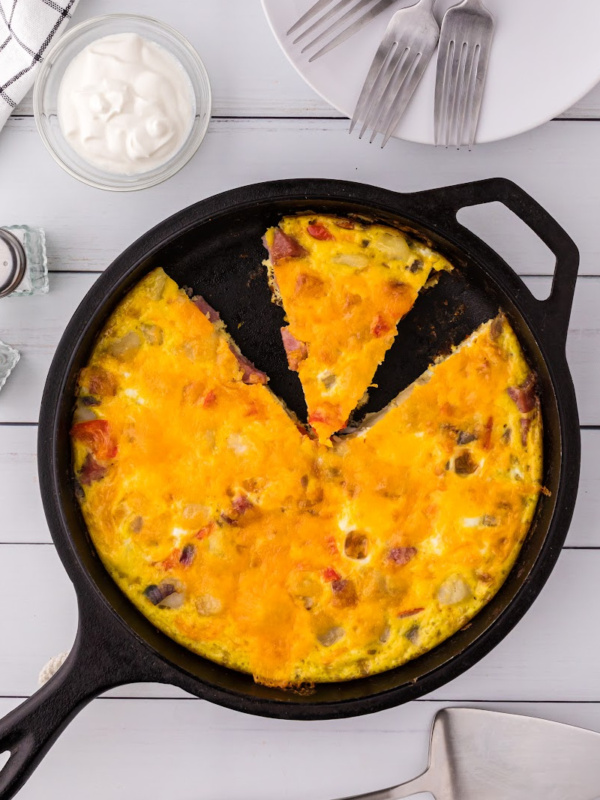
left=262, top=0, right=600, bottom=145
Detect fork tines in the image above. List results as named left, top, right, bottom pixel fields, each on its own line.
left=351, top=4, right=439, bottom=148
left=434, top=2, right=494, bottom=149
left=287, top=0, right=397, bottom=62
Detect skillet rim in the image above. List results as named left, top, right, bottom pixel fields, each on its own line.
left=38, top=177, right=580, bottom=719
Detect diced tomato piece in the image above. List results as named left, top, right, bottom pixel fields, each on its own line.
left=71, top=419, right=118, bottom=460
left=161, top=549, right=181, bottom=570
left=322, top=567, right=341, bottom=582
left=397, top=607, right=425, bottom=619
left=307, top=224, right=335, bottom=241
left=202, top=389, right=217, bottom=408
left=309, top=409, right=331, bottom=426
left=196, top=523, right=215, bottom=541
left=483, top=416, right=493, bottom=450
left=326, top=536, right=339, bottom=555
left=371, top=314, right=391, bottom=338
left=245, top=400, right=261, bottom=417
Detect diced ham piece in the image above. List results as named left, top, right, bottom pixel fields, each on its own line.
left=307, top=224, right=335, bottom=241
left=180, top=544, right=196, bottom=567
left=331, top=578, right=358, bottom=608
left=482, top=416, right=493, bottom=450
left=265, top=229, right=307, bottom=263
left=507, top=373, right=537, bottom=413
left=389, top=546, right=417, bottom=566
left=228, top=344, right=268, bottom=385
left=281, top=327, right=308, bottom=371
left=78, top=453, right=108, bottom=486
left=232, top=494, right=254, bottom=515
left=520, top=417, right=532, bottom=446
left=192, top=295, right=221, bottom=323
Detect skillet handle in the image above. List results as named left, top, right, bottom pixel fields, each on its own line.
left=408, top=177, right=580, bottom=346
left=0, top=603, right=146, bottom=800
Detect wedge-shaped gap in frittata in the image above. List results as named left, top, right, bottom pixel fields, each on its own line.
left=263, top=214, right=454, bottom=442
left=350, top=270, right=499, bottom=425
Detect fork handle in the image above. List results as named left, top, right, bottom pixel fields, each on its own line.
left=332, top=771, right=432, bottom=800
left=453, top=0, right=488, bottom=8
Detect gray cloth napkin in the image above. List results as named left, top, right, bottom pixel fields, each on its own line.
left=0, top=0, right=79, bottom=130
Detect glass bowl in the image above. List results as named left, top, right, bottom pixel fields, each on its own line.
left=33, top=14, right=212, bottom=191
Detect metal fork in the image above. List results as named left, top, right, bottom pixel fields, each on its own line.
left=434, top=0, right=494, bottom=148
left=350, top=0, right=439, bottom=147
left=287, top=0, right=398, bottom=62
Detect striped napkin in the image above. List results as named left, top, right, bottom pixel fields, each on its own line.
left=0, top=0, right=79, bottom=130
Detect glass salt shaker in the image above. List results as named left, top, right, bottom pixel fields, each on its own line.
left=0, top=340, right=20, bottom=392
left=0, top=226, right=47, bottom=392
left=0, top=226, right=49, bottom=298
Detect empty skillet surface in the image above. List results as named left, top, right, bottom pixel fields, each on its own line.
left=0, top=178, right=581, bottom=800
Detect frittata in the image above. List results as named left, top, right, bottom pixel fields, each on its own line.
left=71, top=264, right=543, bottom=687
left=263, top=215, right=453, bottom=442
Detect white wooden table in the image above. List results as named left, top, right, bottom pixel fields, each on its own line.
left=2, top=2, right=600, bottom=797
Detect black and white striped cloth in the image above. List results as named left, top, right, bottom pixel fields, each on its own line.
left=0, top=0, right=79, bottom=129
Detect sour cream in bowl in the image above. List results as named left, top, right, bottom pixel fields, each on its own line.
left=58, top=33, right=195, bottom=176
left=34, top=15, right=211, bottom=191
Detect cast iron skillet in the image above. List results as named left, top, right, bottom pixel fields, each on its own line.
left=0, top=178, right=580, bottom=799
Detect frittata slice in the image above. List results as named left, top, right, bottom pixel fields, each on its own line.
left=263, top=214, right=453, bottom=442
left=71, top=267, right=543, bottom=687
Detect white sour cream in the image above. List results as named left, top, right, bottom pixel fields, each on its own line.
left=57, top=32, right=195, bottom=175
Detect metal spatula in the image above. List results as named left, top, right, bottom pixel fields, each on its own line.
left=335, top=708, right=600, bottom=799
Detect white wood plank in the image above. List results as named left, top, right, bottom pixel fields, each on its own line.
left=0, top=546, right=599, bottom=702
left=0, top=427, right=45, bottom=544
left=2, top=696, right=600, bottom=800
left=0, top=273, right=95, bottom=424
left=11, top=0, right=600, bottom=121
left=1, top=116, right=600, bottom=277
left=2, top=423, right=598, bottom=547
left=0, top=273, right=598, bottom=424
left=13, top=0, right=335, bottom=119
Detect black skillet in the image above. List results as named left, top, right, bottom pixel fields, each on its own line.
left=0, top=177, right=580, bottom=799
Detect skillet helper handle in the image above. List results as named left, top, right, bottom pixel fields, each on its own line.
left=411, top=177, right=580, bottom=346
left=0, top=606, right=147, bottom=800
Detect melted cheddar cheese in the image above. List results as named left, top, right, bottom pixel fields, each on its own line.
left=264, top=215, right=452, bottom=442
left=71, top=267, right=542, bottom=686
